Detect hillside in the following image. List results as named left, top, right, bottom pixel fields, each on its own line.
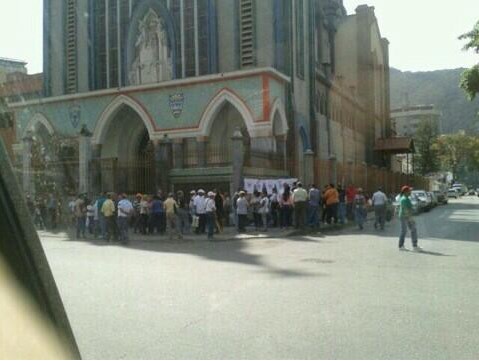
left=390, top=68, right=479, bottom=134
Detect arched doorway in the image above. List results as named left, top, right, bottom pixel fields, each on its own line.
left=100, top=105, right=155, bottom=193
left=207, top=102, right=250, bottom=166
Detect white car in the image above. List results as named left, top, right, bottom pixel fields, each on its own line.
left=412, top=190, right=431, bottom=211
left=448, top=188, right=460, bottom=199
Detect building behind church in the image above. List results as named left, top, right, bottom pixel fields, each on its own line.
left=9, top=0, right=422, bottom=197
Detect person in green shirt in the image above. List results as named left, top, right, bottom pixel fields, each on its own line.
left=398, top=186, right=422, bottom=251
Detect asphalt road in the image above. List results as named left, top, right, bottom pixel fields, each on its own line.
left=39, top=196, right=479, bottom=360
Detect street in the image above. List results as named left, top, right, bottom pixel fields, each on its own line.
left=39, top=197, right=479, bottom=360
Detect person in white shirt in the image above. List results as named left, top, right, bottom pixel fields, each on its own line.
left=117, top=194, right=134, bottom=243
left=194, top=190, right=207, bottom=234
left=372, top=187, right=388, bottom=231
left=204, top=192, right=217, bottom=240
left=259, top=191, right=270, bottom=231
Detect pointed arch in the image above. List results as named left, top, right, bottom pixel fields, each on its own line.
left=92, top=95, right=156, bottom=145
left=199, top=88, right=256, bottom=137
left=270, top=98, right=289, bottom=136
left=23, top=113, right=55, bottom=138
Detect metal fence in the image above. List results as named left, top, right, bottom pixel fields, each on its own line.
left=314, top=159, right=430, bottom=195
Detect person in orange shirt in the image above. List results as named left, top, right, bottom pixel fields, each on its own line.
left=323, top=184, right=339, bottom=224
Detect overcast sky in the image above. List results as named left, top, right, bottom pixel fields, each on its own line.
left=0, top=0, right=477, bottom=74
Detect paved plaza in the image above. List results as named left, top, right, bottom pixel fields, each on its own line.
left=39, top=197, right=479, bottom=359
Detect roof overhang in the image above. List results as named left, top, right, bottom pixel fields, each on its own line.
left=375, top=137, right=415, bottom=154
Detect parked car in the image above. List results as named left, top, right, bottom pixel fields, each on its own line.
left=433, top=190, right=448, bottom=205
left=412, top=190, right=431, bottom=212
left=393, top=193, right=420, bottom=215
left=448, top=188, right=460, bottom=199
left=452, top=184, right=467, bottom=196
left=428, top=192, right=438, bottom=208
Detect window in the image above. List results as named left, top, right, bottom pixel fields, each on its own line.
left=239, top=0, right=255, bottom=68
left=65, top=0, right=77, bottom=93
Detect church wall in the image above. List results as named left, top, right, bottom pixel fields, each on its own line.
left=335, top=16, right=358, bottom=90
left=255, top=0, right=275, bottom=69
left=13, top=71, right=288, bottom=142
left=216, top=0, right=239, bottom=73
left=76, top=0, right=90, bottom=93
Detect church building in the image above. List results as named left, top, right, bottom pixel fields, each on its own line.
left=10, top=0, right=392, bottom=196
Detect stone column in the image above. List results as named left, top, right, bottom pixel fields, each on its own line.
left=154, top=135, right=172, bottom=192
left=90, top=144, right=102, bottom=195
left=173, top=138, right=184, bottom=169
left=231, top=128, right=245, bottom=194
left=196, top=136, right=208, bottom=168
left=22, top=132, right=34, bottom=196
left=329, top=154, right=337, bottom=185
left=303, top=150, right=315, bottom=186
left=276, top=135, right=288, bottom=171
left=79, top=133, right=92, bottom=195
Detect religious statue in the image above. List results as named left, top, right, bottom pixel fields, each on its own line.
left=129, top=9, right=173, bottom=85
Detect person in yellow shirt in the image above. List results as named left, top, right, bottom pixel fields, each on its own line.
left=101, top=194, right=116, bottom=242
left=163, top=193, right=182, bottom=240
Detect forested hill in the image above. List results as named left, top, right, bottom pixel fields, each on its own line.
left=390, top=67, right=479, bottom=134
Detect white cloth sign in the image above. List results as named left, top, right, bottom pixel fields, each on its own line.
left=244, top=178, right=298, bottom=195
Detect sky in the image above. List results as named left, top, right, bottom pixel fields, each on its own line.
left=0, top=0, right=477, bottom=74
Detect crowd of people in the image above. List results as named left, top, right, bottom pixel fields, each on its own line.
left=26, top=181, right=422, bottom=251
left=26, top=182, right=401, bottom=244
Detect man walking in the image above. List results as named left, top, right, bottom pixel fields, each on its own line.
left=293, top=182, right=308, bottom=230
left=398, top=186, right=422, bottom=252
left=117, top=194, right=133, bottom=244
left=236, top=191, right=249, bottom=233
left=372, top=187, right=388, bottom=231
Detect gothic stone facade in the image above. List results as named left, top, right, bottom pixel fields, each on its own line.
left=11, top=0, right=391, bottom=196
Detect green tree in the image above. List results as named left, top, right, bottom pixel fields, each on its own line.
left=414, top=119, right=439, bottom=176
left=433, top=133, right=479, bottom=181
left=459, top=20, right=479, bottom=100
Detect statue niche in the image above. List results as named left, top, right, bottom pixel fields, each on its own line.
left=129, top=9, right=173, bottom=85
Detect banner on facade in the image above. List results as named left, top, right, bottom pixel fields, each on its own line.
left=244, top=178, right=298, bottom=195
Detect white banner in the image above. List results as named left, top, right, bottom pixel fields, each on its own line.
left=244, top=178, right=298, bottom=194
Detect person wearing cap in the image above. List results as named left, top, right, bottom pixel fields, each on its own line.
left=372, top=186, right=388, bottom=231
left=353, top=188, right=367, bottom=230
left=236, top=191, right=249, bottom=233
left=205, top=192, right=217, bottom=240
left=398, top=186, right=421, bottom=251
left=194, top=190, right=207, bottom=234
left=164, top=193, right=182, bottom=240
